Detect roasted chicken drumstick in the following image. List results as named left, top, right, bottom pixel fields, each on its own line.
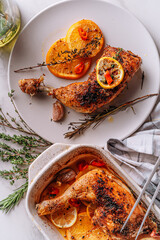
left=36, top=168, right=155, bottom=239
left=19, top=45, right=141, bottom=113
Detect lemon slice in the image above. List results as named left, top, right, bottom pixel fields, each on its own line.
left=50, top=206, right=77, bottom=228
left=96, top=57, right=124, bottom=89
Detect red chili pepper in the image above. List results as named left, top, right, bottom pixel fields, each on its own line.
left=74, top=62, right=85, bottom=74
left=78, top=28, right=88, bottom=40
left=77, top=160, right=89, bottom=171
left=69, top=198, right=81, bottom=207
left=48, top=187, right=59, bottom=195
left=104, top=70, right=113, bottom=85
left=150, top=230, right=160, bottom=237
left=91, top=159, right=105, bottom=167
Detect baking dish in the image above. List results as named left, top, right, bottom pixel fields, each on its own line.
left=26, top=143, right=160, bottom=240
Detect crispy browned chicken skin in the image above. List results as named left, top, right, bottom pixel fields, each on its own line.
left=52, top=45, right=142, bottom=113
left=19, top=45, right=141, bottom=114
left=36, top=168, right=155, bottom=239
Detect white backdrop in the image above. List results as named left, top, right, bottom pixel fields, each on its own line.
left=0, top=0, right=160, bottom=239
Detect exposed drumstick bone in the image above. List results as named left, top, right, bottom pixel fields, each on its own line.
left=18, top=75, right=54, bottom=96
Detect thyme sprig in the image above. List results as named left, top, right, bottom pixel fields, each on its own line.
left=14, top=35, right=102, bottom=73
left=1, top=90, right=51, bottom=145
left=0, top=91, right=52, bottom=212
left=64, top=93, right=158, bottom=139
left=0, top=167, right=28, bottom=182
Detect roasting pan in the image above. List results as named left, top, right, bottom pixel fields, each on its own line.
left=26, top=143, right=160, bottom=240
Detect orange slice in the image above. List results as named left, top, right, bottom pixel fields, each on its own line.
left=66, top=19, right=104, bottom=58
left=66, top=212, right=93, bottom=240
left=86, top=228, right=112, bottom=240
left=46, top=38, right=91, bottom=80
left=96, top=57, right=124, bottom=89
left=55, top=227, right=67, bottom=239
left=51, top=205, right=77, bottom=228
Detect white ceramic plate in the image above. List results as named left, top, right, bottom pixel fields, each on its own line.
left=8, top=0, right=160, bottom=146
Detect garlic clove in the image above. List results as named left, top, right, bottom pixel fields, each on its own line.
left=52, top=101, right=65, bottom=122
left=56, top=168, right=76, bottom=183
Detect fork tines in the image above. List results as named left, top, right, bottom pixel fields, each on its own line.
left=120, top=157, right=160, bottom=239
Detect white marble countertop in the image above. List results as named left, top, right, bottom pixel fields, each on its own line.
left=0, top=0, right=160, bottom=239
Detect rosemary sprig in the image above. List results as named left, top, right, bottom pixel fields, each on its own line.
left=0, top=182, right=28, bottom=213
left=64, top=93, right=158, bottom=139
left=14, top=35, right=102, bottom=73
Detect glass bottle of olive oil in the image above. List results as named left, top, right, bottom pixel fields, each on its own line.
left=0, top=0, right=20, bottom=47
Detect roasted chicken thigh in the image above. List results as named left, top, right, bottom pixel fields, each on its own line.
left=36, top=168, right=155, bottom=239
left=19, top=45, right=141, bottom=114
left=52, top=45, right=141, bottom=113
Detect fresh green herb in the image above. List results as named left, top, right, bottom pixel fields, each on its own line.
left=64, top=94, right=158, bottom=139
left=0, top=182, right=28, bottom=213
left=0, top=91, right=51, bottom=212
left=14, top=34, right=103, bottom=73
left=113, top=48, right=123, bottom=60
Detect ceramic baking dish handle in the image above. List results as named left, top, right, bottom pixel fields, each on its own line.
left=28, top=143, right=72, bottom=184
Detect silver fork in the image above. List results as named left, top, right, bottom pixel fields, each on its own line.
left=120, top=156, right=160, bottom=240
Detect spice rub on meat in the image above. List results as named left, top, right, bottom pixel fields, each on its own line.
left=18, top=45, right=141, bottom=114
left=36, top=168, right=155, bottom=239
left=52, top=45, right=142, bottom=113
